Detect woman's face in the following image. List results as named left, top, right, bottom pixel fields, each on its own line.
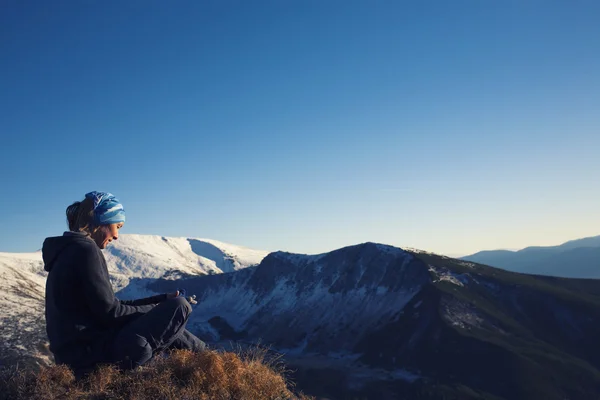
left=93, top=222, right=124, bottom=249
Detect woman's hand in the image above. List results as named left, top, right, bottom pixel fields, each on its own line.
left=166, top=289, right=197, bottom=305
left=166, top=291, right=179, bottom=299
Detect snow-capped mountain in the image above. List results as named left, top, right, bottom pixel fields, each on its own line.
left=146, top=244, right=430, bottom=353
left=142, top=243, right=600, bottom=400
left=0, top=235, right=267, bottom=369
left=103, top=234, right=268, bottom=290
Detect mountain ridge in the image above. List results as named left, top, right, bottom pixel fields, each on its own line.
left=462, top=235, right=600, bottom=278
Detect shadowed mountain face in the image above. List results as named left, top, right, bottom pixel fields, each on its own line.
left=147, top=243, right=430, bottom=353
left=144, top=243, right=600, bottom=400
left=462, top=235, right=600, bottom=278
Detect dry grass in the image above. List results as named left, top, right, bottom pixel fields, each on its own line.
left=0, top=348, right=313, bottom=400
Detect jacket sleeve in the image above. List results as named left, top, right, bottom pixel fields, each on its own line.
left=77, top=244, right=154, bottom=325
left=120, top=294, right=167, bottom=306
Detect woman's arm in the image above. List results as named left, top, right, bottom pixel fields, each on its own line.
left=120, top=294, right=167, bottom=306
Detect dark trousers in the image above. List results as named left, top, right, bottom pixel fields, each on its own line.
left=109, top=297, right=206, bottom=370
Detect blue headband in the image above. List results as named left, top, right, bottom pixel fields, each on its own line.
left=85, top=191, right=126, bottom=225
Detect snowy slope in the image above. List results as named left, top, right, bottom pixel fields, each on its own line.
left=104, top=235, right=268, bottom=290
left=0, top=252, right=50, bottom=368
left=0, top=235, right=268, bottom=368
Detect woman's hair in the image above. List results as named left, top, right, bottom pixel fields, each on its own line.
left=66, top=197, right=99, bottom=235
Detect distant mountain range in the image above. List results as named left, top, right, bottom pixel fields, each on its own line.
left=462, top=235, right=600, bottom=278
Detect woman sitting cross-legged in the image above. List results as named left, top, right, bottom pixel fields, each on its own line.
left=43, top=191, right=206, bottom=378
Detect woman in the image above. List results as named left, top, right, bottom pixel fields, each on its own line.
left=43, top=191, right=206, bottom=378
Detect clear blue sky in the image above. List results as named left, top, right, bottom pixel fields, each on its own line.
left=1, top=1, right=599, bottom=256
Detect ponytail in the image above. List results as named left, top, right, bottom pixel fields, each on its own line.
left=65, top=198, right=97, bottom=235
left=66, top=201, right=81, bottom=231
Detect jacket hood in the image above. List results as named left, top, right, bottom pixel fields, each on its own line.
left=42, top=232, right=95, bottom=272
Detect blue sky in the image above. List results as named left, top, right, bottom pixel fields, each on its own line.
left=1, top=1, right=599, bottom=256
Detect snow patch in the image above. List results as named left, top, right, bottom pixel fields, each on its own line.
left=441, top=297, right=484, bottom=330
left=375, top=244, right=408, bottom=256
left=456, top=260, right=477, bottom=268
left=428, top=265, right=469, bottom=287
left=405, top=248, right=448, bottom=258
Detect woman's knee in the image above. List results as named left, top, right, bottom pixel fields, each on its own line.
left=165, top=296, right=192, bottom=316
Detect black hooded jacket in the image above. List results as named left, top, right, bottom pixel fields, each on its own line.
left=43, top=232, right=166, bottom=370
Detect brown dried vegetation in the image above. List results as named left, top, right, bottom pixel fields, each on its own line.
left=0, top=349, right=312, bottom=400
